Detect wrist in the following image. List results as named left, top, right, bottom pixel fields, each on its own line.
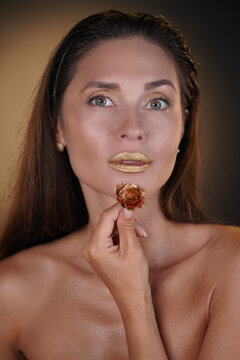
left=116, top=284, right=153, bottom=318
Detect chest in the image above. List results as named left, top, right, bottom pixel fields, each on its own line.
left=19, top=280, right=129, bottom=360
left=19, top=267, right=210, bottom=360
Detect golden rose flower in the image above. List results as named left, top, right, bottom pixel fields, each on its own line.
left=114, top=182, right=145, bottom=210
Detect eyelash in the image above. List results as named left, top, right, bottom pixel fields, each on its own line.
left=86, top=94, right=170, bottom=111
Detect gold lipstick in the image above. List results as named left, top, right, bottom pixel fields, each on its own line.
left=108, top=152, right=152, bottom=173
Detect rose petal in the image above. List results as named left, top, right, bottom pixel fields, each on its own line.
left=115, top=182, right=145, bottom=209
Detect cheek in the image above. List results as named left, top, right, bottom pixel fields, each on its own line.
left=153, top=115, right=183, bottom=179
left=155, top=113, right=182, bottom=152
left=62, top=118, right=104, bottom=179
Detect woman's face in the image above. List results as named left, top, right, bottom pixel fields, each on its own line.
left=58, top=37, right=185, bottom=199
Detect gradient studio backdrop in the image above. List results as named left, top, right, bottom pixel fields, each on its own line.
left=0, top=0, right=240, bottom=231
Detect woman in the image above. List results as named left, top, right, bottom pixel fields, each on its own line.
left=0, top=9, right=239, bottom=360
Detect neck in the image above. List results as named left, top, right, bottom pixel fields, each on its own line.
left=79, top=181, right=194, bottom=270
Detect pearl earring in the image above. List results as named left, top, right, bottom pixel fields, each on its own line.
left=177, top=149, right=180, bottom=153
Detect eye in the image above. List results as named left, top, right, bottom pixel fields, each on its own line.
left=87, top=95, right=114, bottom=107
left=146, top=97, right=169, bottom=111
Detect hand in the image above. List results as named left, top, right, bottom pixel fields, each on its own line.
left=82, top=203, right=150, bottom=307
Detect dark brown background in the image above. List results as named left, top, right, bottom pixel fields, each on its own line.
left=1, top=0, right=239, bottom=227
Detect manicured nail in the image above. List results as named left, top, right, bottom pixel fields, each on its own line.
left=140, top=225, right=148, bottom=237
left=123, top=208, right=133, bottom=219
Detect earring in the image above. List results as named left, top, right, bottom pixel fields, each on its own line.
left=56, top=142, right=65, bottom=152
left=177, top=149, right=180, bottom=153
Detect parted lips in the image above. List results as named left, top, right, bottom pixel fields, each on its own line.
left=114, top=182, right=145, bottom=210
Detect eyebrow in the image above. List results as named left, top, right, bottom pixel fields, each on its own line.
left=79, top=79, right=176, bottom=93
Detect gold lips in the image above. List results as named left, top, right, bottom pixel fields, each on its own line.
left=109, top=152, right=152, bottom=163
left=108, top=152, right=152, bottom=173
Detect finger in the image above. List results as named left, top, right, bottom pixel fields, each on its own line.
left=108, top=220, right=147, bottom=252
left=106, top=244, right=120, bottom=254
left=92, top=202, right=122, bottom=246
left=117, top=207, right=137, bottom=253
left=135, top=220, right=148, bottom=238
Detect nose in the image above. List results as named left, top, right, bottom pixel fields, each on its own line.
left=115, top=113, right=146, bottom=142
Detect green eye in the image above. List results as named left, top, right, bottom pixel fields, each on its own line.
left=87, top=94, right=170, bottom=110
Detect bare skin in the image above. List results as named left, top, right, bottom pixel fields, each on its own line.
left=0, top=221, right=240, bottom=359
left=1, top=37, right=240, bottom=358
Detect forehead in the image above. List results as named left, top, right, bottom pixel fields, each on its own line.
left=73, top=37, right=180, bottom=91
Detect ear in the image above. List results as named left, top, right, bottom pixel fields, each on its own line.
left=56, top=117, right=67, bottom=146
left=181, top=108, right=189, bottom=139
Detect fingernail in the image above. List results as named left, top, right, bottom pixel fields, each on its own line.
left=123, top=208, right=133, bottom=219
left=140, top=226, right=148, bottom=237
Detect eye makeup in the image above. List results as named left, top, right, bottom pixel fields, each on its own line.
left=85, top=91, right=171, bottom=111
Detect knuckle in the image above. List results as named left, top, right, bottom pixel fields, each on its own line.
left=100, top=210, right=109, bottom=221
left=88, top=246, right=97, bottom=259
left=82, top=248, right=89, bottom=260
left=118, top=222, right=135, bottom=232
left=82, top=243, right=96, bottom=261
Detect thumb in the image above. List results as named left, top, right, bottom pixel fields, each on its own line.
left=117, top=207, right=137, bottom=251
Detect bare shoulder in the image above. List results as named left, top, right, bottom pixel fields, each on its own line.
left=0, top=228, right=85, bottom=320
left=0, top=242, right=65, bottom=350
left=0, top=228, right=84, bottom=296
left=196, top=225, right=240, bottom=358
left=207, top=224, right=240, bottom=263
left=206, top=224, right=240, bottom=303
left=0, top=244, right=61, bottom=297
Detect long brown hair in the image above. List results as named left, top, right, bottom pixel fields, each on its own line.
left=0, top=9, right=210, bottom=260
